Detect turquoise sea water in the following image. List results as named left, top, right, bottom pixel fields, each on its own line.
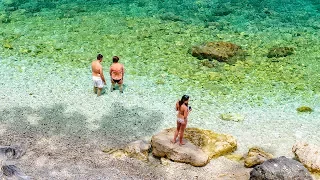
left=1, top=0, right=320, bottom=135
left=1, top=0, right=320, bottom=102
left=1, top=1, right=319, bottom=131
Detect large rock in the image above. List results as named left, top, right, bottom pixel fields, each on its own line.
left=151, top=128, right=237, bottom=167
left=244, top=147, right=273, bottom=168
left=191, top=41, right=244, bottom=63
left=292, top=142, right=320, bottom=173
left=151, top=128, right=209, bottom=167
left=249, top=156, right=313, bottom=180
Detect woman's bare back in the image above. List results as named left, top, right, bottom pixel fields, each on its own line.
left=176, top=101, right=188, bottom=119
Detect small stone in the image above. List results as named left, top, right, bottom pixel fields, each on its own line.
left=160, top=157, right=170, bottom=166
left=244, top=147, right=273, bottom=167
left=296, top=106, right=313, bottom=113
left=124, top=140, right=151, bottom=162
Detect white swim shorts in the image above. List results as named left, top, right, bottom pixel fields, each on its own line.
left=92, top=76, right=104, bottom=88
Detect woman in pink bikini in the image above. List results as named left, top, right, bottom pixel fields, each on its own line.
left=171, top=95, right=191, bottom=145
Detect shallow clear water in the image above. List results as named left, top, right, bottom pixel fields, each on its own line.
left=0, top=1, right=320, bottom=178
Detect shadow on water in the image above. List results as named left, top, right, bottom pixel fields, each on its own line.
left=98, top=102, right=164, bottom=145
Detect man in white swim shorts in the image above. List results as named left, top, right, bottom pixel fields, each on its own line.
left=91, top=54, right=106, bottom=96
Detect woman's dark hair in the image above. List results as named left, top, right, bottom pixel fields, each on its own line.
left=97, top=54, right=103, bottom=60
left=113, top=56, right=119, bottom=63
left=179, top=95, right=189, bottom=107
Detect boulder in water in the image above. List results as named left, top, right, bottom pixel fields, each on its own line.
left=191, top=41, right=244, bottom=63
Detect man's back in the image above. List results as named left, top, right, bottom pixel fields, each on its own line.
left=92, top=60, right=102, bottom=77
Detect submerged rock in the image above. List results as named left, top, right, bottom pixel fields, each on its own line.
left=249, top=156, right=313, bottom=180
left=151, top=128, right=237, bottom=167
left=191, top=41, right=244, bottom=63
left=220, top=113, right=245, bottom=122
left=292, top=142, right=320, bottom=173
left=244, top=147, right=273, bottom=168
left=296, top=106, right=313, bottom=113
left=267, top=47, right=294, bottom=58
left=3, top=42, right=13, bottom=49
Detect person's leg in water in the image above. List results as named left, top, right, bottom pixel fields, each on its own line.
left=110, top=80, right=115, bottom=92
left=97, top=88, right=103, bottom=97
left=119, top=79, right=123, bottom=93
left=171, top=121, right=181, bottom=143
left=93, top=87, right=97, bottom=94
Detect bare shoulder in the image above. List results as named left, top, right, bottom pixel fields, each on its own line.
left=182, top=104, right=188, bottom=111
left=110, top=63, right=115, bottom=68
left=92, top=60, right=99, bottom=65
